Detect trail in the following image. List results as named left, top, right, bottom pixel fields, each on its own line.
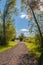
left=0, top=42, right=29, bottom=65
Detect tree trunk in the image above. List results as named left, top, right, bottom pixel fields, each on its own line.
left=2, top=1, right=13, bottom=46
left=3, top=12, right=6, bottom=46
left=31, top=9, right=43, bottom=46
left=31, top=9, right=43, bottom=65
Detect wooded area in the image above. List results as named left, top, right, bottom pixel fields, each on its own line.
left=0, top=0, right=43, bottom=65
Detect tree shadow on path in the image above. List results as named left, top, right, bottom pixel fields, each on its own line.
left=17, top=53, right=38, bottom=65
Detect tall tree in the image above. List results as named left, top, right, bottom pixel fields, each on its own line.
left=2, top=0, right=16, bottom=45
left=21, top=0, right=43, bottom=65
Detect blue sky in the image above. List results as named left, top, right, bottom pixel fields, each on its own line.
left=14, top=0, right=30, bottom=37
left=0, top=0, right=35, bottom=37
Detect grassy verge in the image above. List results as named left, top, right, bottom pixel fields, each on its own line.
left=0, top=41, right=18, bottom=53
left=24, top=42, right=41, bottom=57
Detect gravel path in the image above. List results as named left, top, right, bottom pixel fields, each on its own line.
left=0, top=42, right=29, bottom=65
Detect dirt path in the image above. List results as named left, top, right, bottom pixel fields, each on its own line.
left=0, top=42, right=29, bottom=65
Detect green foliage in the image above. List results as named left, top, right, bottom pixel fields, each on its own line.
left=0, top=41, right=17, bottom=53
left=35, top=33, right=41, bottom=44
left=24, top=36, right=41, bottom=57
left=5, top=21, right=16, bottom=42
left=0, top=21, right=16, bottom=46
left=23, top=37, right=35, bottom=43
left=19, top=33, right=25, bottom=41
left=25, top=42, right=41, bottom=57
left=35, top=32, right=42, bottom=53
left=0, top=0, right=17, bottom=46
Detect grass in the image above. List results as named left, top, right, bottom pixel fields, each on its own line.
left=0, top=41, right=18, bottom=53
left=24, top=42, right=41, bottom=57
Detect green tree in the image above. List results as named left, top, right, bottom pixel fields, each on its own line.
left=21, top=0, right=43, bottom=65
left=0, top=20, right=16, bottom=46
left=19, top=33, right=24, bottom=41
left=2, top=0, right=17, bottom=45
left=5, top=20, right=16, bottom=42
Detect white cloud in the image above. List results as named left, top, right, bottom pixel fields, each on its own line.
left=20, top=29, right=28, bottom=32
left=20, top=12, right=32, bottom=20
left=20, top=13, right=28, bottom=19
left=20, top=14, right=26, bottom=18
left=16, top=29, right=35, bottom=37
left=24, top=32, right=35, bottom=37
